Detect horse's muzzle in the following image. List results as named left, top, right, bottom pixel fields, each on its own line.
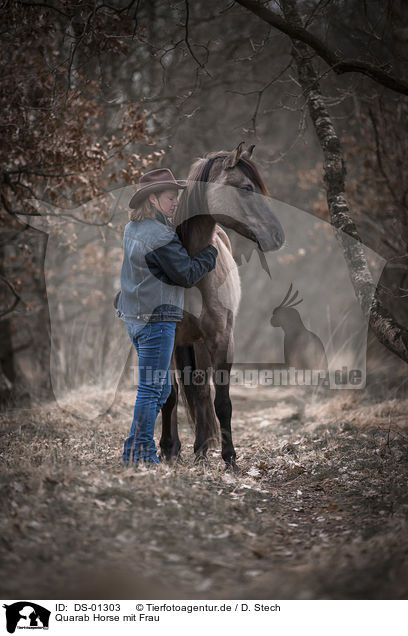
left=257, top=229, right=285, bottom=252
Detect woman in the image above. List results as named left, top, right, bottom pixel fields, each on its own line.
left=115, top=168, right=218, bottom=466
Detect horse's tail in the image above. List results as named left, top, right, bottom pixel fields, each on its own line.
left=174, top=343, right=220, bottom=449
left=174, top=344, right=195, bottom=424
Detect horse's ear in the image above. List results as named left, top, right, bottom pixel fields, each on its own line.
left=241, top=144, right=255, bottom=161
left=223, top=141, right=245, bottom=169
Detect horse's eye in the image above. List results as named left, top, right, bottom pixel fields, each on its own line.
left=241, top=184, right=254, bottom=193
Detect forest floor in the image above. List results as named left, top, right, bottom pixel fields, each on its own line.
left=1, top=383, right=408, bottom=600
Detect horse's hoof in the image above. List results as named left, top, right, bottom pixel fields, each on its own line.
left=159, top=453, right=182, bottom=466
left=194, top=454, right=209, bottom=467
left=224, top=461, right=241, bottom=476
left=159, top=446, right=182, bottom=464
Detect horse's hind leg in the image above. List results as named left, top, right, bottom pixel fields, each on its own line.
left=159, top=354, right=181, bottom=463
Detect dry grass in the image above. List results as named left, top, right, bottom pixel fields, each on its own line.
left=1, top=384, right=408, bottom=599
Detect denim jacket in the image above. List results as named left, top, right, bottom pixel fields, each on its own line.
left=115, top=210, right=218, bottom=323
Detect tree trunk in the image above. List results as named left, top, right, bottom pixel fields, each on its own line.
left=276, top=0, right=408, bottom=364
left=0, top=245, right=17, bottom=407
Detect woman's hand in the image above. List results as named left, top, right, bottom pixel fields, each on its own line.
left=209, top=227, right=218, bottom=249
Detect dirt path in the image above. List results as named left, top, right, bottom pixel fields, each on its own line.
left=1, top=386, right=408, bottom=599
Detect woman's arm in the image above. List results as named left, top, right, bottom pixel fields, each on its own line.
left=144, top=234, right=218, bottom=288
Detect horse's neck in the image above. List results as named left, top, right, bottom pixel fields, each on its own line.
left=183, top=214, right=215, bottom=256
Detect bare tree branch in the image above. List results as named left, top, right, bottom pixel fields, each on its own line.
left=235, top=0, right=408, bottom=95
left=19, top=2, right=70, bottom=18
left=0, top=274, right=22, bottom=319
left=273, top=0, right=408, bottom=363
left=1, top=194, right=116, bottom=227
left=184, top=0, right=212, bottom=77
left=368, top=107, right=404, bottom=210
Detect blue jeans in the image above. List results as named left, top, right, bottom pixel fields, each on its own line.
left=123, top=320, right=177, bottom=466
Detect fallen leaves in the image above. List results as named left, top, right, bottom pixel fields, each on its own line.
left=1, top=386, right=408, bottom=599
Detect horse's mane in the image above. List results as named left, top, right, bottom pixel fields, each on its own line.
left=173, top=150, right=269, bottom=247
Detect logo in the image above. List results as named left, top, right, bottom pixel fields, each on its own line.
left=3, top=603, right=50, bottom=634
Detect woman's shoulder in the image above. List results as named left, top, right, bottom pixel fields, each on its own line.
left=126, top=218, right=173, bottom=232
left=125, top=218, right=177, bottom=248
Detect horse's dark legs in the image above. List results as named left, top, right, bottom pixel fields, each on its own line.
left=208, top=311, right=238, bottom=470
left=175, top=344, right=217, bottom=463
left=213, top=362, right=237, bottom=470
left=159, top=378, right=181, bottom=462
left=191, top=375, right=214, bottom=463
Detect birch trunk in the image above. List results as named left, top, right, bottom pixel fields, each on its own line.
left=277, top=0, right=408, bottom=364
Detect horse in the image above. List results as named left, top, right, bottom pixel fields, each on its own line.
left=159, top=142, right=285, bottom=470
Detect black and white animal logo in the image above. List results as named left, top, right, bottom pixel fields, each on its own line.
left=3, top=602, right=50, bottom=634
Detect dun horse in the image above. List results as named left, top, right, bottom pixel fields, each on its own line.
left=159, top=143, right=285, bottom=470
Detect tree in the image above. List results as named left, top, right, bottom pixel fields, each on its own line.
left=0, top=1, right=162, bottom=405
left=2, top=0, right=407, bottom=404
left=233, top=0, right=408, bottom=364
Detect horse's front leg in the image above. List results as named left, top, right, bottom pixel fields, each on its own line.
left=159, top=356, right=181, bottom=463
left=210, top=318, right=238, bottom=471
left=175, top=343, right=217, bottom=465
left=213, top=360, right=238, bottom=471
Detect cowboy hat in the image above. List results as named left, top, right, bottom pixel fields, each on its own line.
left=129, top=168, right=186, bottom=209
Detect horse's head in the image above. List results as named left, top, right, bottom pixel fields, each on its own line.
left=175, top=142, right=285, bottom=254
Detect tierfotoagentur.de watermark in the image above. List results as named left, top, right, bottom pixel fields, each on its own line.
left=130, top=364, right=363, bottom=389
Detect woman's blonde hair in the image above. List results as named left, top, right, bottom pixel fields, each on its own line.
left=129, top=195, right=157, bottom=222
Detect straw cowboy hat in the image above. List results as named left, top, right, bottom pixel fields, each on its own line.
left=129, top=168, right=187, bottom=209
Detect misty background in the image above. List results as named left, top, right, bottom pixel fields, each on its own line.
left=1, top=0, right=407, bottom=408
